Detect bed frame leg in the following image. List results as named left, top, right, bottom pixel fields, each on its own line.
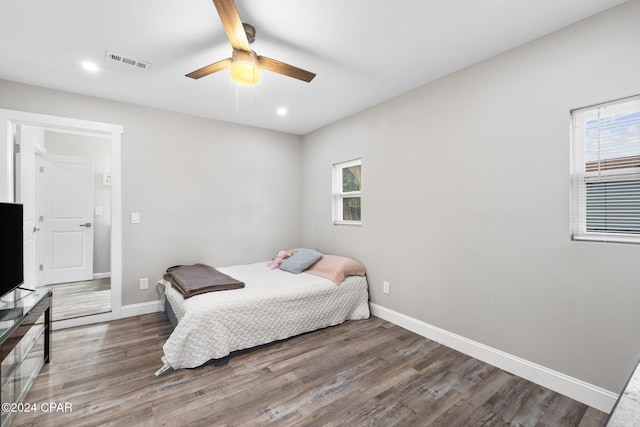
left=154, top=356, right=173, bottom=376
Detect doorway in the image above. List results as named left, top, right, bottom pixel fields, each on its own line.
left=34, top=130, right=111, bottom=321
left=0, top=109, right=123, bottom=330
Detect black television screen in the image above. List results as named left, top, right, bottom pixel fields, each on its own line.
left=0, top=202, right=24, bottom=298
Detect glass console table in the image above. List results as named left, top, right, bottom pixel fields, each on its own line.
left=0, top=288, right=52, bottom=427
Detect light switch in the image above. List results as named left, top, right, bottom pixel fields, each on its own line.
left=95, top=206, right=103, bottom=216
left=131, top=212, right=140, bottom=224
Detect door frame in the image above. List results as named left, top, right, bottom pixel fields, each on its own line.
left=0, top=109, right=123, bottom=329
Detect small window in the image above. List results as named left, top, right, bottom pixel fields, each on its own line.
left=333, top=158, right=362, bottom=225
left=570, top=95, right=640, bottom=243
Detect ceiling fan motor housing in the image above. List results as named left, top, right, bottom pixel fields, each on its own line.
left=243, top=23, right=256, bottom=44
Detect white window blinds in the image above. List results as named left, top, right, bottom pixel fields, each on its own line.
left=571, top=95, right=640, bottom=243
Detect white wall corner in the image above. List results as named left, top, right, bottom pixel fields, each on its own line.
left=369, top=303, right=618, bottom=414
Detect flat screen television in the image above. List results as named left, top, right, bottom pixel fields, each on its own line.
left=0, top=202, right=24, bottom=298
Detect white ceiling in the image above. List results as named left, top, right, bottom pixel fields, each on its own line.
left=0, top=0, right=629, bottom=135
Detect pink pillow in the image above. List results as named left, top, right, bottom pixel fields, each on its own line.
left=305, top=255, right=366, bottom=285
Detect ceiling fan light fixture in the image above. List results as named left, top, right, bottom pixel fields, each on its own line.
left=230, top=50, right=260, bottom=85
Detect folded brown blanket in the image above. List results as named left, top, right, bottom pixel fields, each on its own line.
left=164, top=264, right=245, bottom=298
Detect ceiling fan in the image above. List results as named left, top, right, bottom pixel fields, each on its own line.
left=186, top=0, right=316, bottom=85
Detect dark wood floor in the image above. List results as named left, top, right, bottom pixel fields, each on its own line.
left=14, top=313, right=608, bottom=426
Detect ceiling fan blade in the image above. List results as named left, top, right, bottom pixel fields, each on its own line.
left=212, top=0, right=251, bottom=52
left=258, top=56, right=316, bottom=83
left=186, top=58, right=232, bottom=79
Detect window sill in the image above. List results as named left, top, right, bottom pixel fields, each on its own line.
left=572, top=234, right=640, bottom=245
left=333, top=221, right=362, bottom=226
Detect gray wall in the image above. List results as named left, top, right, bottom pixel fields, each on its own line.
left=301, top=0, right=640, bottom=394
left=0, top=80, right=303, bottom=305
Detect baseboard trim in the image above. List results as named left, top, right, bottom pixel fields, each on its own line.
left=369, top=303, right=618, bottom=413
left=52, top=300, right=164, bottom=330
left=120, top=300, right=164, bottom=317
left=52, top=312, right=113, bottom=330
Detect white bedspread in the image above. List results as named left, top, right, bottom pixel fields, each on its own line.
left=161, top=262, right=370, bottom=370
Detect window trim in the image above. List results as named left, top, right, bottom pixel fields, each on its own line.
left=333, top=158, right=362, bottom=226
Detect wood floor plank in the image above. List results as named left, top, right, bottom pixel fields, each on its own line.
left=12, top=313, right=609, bottom=426
left=49, top=279, right=111, bottom=321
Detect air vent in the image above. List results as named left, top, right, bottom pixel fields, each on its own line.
left=106, top=51, right=151, bottom=70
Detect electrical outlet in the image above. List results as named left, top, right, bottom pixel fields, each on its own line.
left=383, top=281, right=390, bottom=295
left=140, top=278, right=149, bottom=290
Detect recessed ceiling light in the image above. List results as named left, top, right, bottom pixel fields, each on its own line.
left=277, top=107, right=287, bottom=116
left=81, top=61, right=99, bottom=73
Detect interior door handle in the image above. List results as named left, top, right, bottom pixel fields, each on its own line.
left=79, top=222, right=92, bottom=228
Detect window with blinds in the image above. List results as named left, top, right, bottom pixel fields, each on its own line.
left=570, top=95, right=640, bottom=243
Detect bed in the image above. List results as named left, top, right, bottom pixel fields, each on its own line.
left=156, top=252, right=370, bottom=374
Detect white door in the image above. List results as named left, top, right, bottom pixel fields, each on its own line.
left=13, top=125, right=38, bottom=290
left=41, top=153, right=94, bottom=284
